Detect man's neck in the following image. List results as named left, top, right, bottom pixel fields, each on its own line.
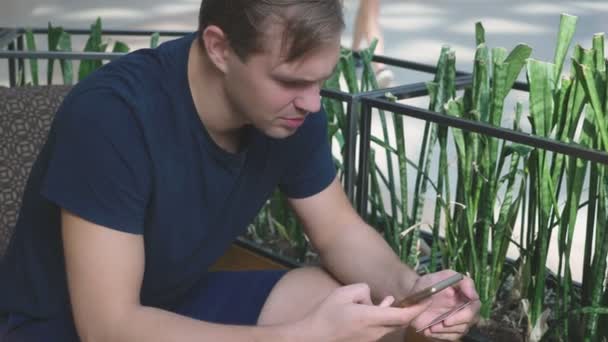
left=187, top=38, right=245, bottom=154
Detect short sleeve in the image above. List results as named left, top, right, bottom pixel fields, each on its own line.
left=279, top=109, right=336, bottom=198
left=41, top=88, right=151, bottom=234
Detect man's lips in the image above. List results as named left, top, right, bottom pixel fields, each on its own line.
left=281, top=116, right=306, bottom=129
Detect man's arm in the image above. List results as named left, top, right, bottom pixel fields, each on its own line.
left=61, top=209, right=294, bottom=342
left=289, top=177, right=480, bottom=339
left=288, top=177, right=419, bottom=302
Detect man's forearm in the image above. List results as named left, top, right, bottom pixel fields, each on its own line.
left=318, top=222, right=419, bottom=302
left=85, top=305, right=298, bottom=342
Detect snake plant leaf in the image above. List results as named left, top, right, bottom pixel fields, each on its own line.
left=338, top=50, right=359, bottom=93
left=490, top=60, right=508, bottom=126
left=564, top=47, right=593, bottom=138
left=370, top=136, right=398, bottom=154
left=433, top=45, right=451, bottom=84
left=492, top=47, right=507, bottom=65
left=593, top=33, right=605, bottom=74
left=473, top=44, right=490, bottom=122
left=150, top=32, right=160, bottom=48
left=427, top=81, right=439, bottom=112
left=112, top=41, right=130, bottom=53
left=514, top=101, right=523, bottom=129
left=78, top=17, right=105, bottom=81
left=605, top=59, right=608, bottom=117
left=503, top=144, right=534, bottom=157
left=575, top=61, right=608, bottom=151
left=595, top=34, right=608, bottom=118
left=429, top=46, right=452, bottom=113
left=24, top=28, right=38, bottom=86
left=527, top=59, right=556, bottom=138
left=553, top=14, right=578, bottom=83
left=504, top=44, right=533, bottom=92
left=475, top=22, right=485, bottom=46
left=57, top=32, right=73, bottom=85
left=46, top=23, right=64, bottom=85
left=445, top=98, right=466, bottom=158
left=445, top=50, right=457, bottom=100
left=554, top=76, right=572, bottom=140
left=592, top=33, right=606, bottom=108
left=360, top=39, right=379, bottom=91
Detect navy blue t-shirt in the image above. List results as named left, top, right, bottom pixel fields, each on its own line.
left=0, top=33, right=336, bottom=318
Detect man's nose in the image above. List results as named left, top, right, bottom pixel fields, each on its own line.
left=294, top=83, right=322, bottom=114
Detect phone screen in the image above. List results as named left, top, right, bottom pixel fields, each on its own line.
left=393, top=273, right=463, bottom=308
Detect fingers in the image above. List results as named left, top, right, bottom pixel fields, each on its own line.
left=419, top=320, right=469, bottom=341
left=431, top=322, right=469, bottom=334
left=442, top=299, right=480, bottom=327
left=364, top=298, right=432, bottom=326
left=422, top=329, right=466, bottom=341
left=421, top=320, right=470, bottom=341
left=456, top=275, right=480, bottom=301
left=378, top=295, right=395, bottom=307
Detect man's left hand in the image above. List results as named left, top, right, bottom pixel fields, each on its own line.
left=408, top=269, right=481, bottom=341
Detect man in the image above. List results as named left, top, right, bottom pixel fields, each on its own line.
left=0, top=1, right=480, bottom=341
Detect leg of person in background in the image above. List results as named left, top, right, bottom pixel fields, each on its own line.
left=351, top=0, right=394, bottom=88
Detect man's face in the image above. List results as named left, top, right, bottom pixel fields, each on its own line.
left=223, top=28, right=341, bottom=139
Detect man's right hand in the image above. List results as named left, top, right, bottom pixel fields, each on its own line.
left=292, top=283, right=431, bottom=342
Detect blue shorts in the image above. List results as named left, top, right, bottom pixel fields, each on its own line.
left=0, top=270, right=286, bottom=341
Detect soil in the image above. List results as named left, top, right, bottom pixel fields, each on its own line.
left=474, top=321, right=525, bottom=342
left=480, top=287, right=529, bottom=341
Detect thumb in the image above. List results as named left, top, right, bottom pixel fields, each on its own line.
left=457, top=276, right=480, bottom=301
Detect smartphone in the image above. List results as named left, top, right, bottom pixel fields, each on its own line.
left=393, top=273, right=464, bottom=308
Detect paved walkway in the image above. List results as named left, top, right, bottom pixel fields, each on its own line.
left=2, top=0, right=607, bottom=281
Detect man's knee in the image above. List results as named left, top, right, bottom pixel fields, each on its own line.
left=257, top=266, right=340, bottom=325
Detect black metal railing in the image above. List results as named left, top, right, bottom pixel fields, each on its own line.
left=3, top=27, right=607, bottom=220
left=355, top=92, right=608, bottom=215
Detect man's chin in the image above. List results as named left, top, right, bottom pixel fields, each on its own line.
left=264, top=127, right=298, bottom=139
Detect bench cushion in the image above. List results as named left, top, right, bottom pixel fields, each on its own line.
left=0, top=85, right=71, bottom=257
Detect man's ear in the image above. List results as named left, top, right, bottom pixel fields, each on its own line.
left=201, top=25, right=232, bottom=73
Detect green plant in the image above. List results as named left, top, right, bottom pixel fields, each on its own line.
left=352, top=14, right=608, bottom=341
left=18, top=18, right=132, bottom=86
left=438, top=30, right=532, bottom=323
left=505, top=14, right=608, bottom=341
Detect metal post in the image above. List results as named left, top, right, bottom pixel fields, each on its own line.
left=17, top=35, right=25, bottom=85
left=343, top=98, right=359, bottom=203
left=355, top=101, right=373, bottom=217
left=8, top=41, right=16, bottom=87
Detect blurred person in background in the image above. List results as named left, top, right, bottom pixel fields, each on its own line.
left=352, top=0, right=395, bottom=87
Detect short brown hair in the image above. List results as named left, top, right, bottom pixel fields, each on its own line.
left=198, top=0, right=344, bottom=62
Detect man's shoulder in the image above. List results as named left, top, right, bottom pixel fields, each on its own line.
left=67, top=33, right=194, bottom=105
